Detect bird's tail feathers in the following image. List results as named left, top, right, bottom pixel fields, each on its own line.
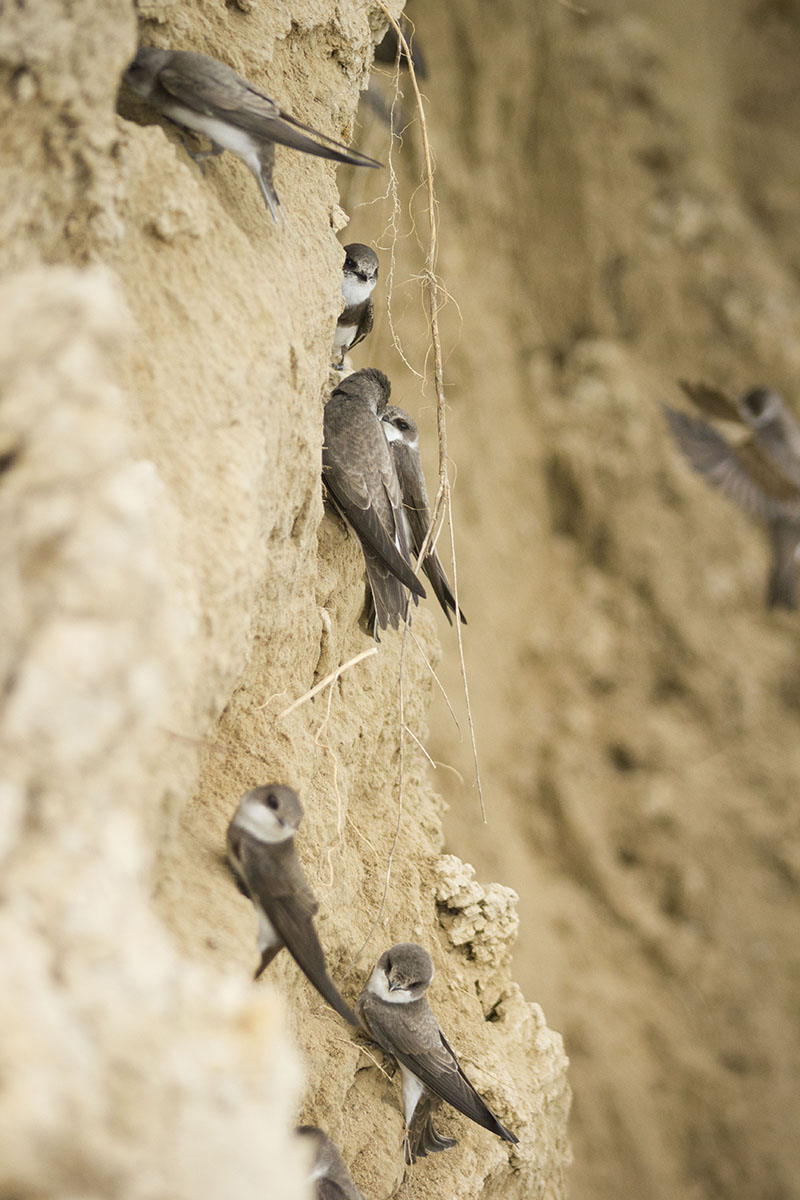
left=423, top=552, right=467, bottom=625
left=252, top=143, right=282, bottom=224
left=364, top=547, right=411, bottom=638
left=405, top=1096, right=457, bottom=1164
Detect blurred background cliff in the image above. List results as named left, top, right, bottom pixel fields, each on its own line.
left=343, top=2, right=800, bottom=1197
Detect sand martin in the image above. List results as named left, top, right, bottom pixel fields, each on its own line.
left=332, top=243, right=378, bottom=367
left=121, top=47, right=381, bottom=222
left=226, top=785, right=357, bottom=1025
left=666, top=381, right=800, bottom=608
left=296, top=1127, right=365, bottom=1200
left=381, top=404, right=466, bottom=625
left=356, top=943, right=519, bottom=1164
left=322, top=369, right=426, bottom=637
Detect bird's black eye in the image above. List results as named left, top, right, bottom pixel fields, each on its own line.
left=265, top=793, right=279, bottom=811
left=345, top=258, right=355, bottom=271
left=396, top=419, right=410, bottom=431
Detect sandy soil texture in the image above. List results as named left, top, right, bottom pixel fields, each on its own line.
left=5, top=0, right=800, bottom=1196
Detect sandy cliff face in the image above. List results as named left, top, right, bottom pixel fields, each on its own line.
left=0, top=3, right=569, bottom=1200
left=7, top=0, right=799, bottom=1197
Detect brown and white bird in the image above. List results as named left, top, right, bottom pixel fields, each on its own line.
left=381, top=404, right=466, bottom=625
left=333, top=244, right=378, bottom=367
left=226, top=785, right=357, bottom=1026
left=357, top=943, right=519, bottom=1164
left=121, top=47, right=381, bottom=222
left=296, top=1127, right=365, bottom=1200
left=322, top=369, right=426, bottom=637
left=665, top=382, right=800, bottom=609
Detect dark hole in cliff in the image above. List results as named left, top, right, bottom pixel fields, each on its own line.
left=589, top=675, right=617, bottom=696
left=484, top=999, right=502, bottom=1023
left=607, top=741, right=638, bottom=771
left=545, top=454, right=585, bottom=539
left=0, top=446, right=20, bottom=477
left=651, top=672, right=690, bottom=703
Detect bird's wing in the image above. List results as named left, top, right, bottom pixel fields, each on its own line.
left=735, top=440, right=800, bottom=506
left=237, top=836, right=318, bottom=924
left=678, top=380, right=743, bottom=422
left=392, top=442, right=433, bottom=556
left=158, top=56, right=279, bottom=120
left=665, top=407, right=800, bottom=518
left=749, top=420, right=800, bottom=490
left=348, top=301, right=374, bottom=353
left=244, top=97, right=382, bottom=167
left=363, top=542, right=411, bottom=635
left=364, top=997, right=517, bottom=1141
left=238, top=839, right=357, bottom=1026
left=224, top=830, right=253, bottom=899
left=318, top=1183, right=346, bottom=1200
left=393, top=444, right=464, bottom=623
left=322, top=410, right=426, bottom=597
left=158, top=57, right=379, bottom=167
left=237, top=840, right=357, bottom=1027
left=324, top=460, right=424, bottom=595
left=319, top=1178, right=364, bottom=1200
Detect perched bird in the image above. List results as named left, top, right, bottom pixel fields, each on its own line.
left=332, top=243, right=379, bottom=368
left=322, top=368, right=426, bottom=637
left=296, top=1127, right=365, bottom=1200
left=121, top=47, right=381, bottom=222
left=357, top=943, right=519, bottom=1164
left=381, top=404, right=466, bottom=625
left=226, top=785, right=357, bottom=1026
left=665, top=381, right=800, bottom=609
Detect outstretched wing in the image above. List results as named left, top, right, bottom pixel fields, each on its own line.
left=678, top=380, right=743, bottom=423
left=664, top=407, right=800, bottom=518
